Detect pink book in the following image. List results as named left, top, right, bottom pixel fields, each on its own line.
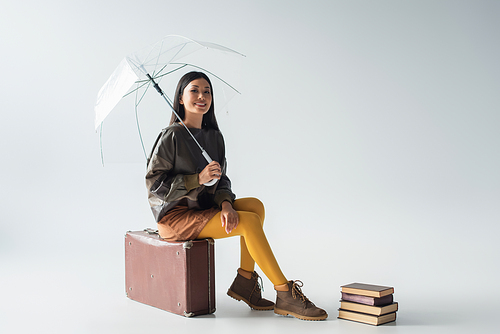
left=342, top=292, right=393, bottom=306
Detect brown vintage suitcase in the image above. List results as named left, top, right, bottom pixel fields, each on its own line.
left=125, top=229, right=216, bottom=317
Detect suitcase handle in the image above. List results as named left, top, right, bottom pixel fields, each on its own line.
left=142, top=229, right=215, bottom=249
left=144, top=228, right=159, bottom=235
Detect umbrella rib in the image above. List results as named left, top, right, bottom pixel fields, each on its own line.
left=124, top=42, right=190, bottom=98
left=170, top=62, right=241, bottom=94
left=122, top=80, right=150, bottom=98
left=123, top=63, right=188, bottom=98
left=99, top=123, right=105, bottom=166
left=134, top=80, right=152, bottom=106
left=152, top=63, right=188, bottom=81
left=151, top=41, right=188, bottom=79
left=134, top=83, right=148, bottom=160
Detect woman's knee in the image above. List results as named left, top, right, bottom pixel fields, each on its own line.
left=234, top=197, right=265, bottom=222
left=235, top=212, right=263, bottom=234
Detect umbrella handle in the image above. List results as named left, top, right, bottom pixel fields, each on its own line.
left=204, top=179, right=217, bottom=187
left=202, top=150, right=218, bottom=187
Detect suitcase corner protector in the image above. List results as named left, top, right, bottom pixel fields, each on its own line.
left=183, top=241, right=194, bottom=249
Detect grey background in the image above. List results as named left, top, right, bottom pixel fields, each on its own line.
left=1, top=1, right=499, bottom=333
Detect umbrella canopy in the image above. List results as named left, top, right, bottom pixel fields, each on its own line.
left=95, top=35, right=245, bottom=131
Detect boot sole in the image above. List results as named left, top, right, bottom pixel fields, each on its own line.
left=227, top=289, right=275, bottom=311
left=274, top=307, right=328, bottom=321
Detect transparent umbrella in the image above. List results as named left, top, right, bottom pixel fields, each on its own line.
left=94, top=35, right=245, bottom=180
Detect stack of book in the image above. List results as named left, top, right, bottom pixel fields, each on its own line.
left=338, top=283, right=398, bottom=326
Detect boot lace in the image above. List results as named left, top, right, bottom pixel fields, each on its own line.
left=250, top=272, right=264, bottom=299
left=257, top=275, right=264, bottom=292
left=250, top=271, right=264, bottom=292
left=291, top=280, right=312, bottom=305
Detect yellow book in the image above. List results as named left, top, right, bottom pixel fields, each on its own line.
left=338, top=309, right=396, bottom=326
left=340, top=300, right=398, bottom=316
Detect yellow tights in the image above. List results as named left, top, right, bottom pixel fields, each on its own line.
left=197, top=197, right=288, bottom=286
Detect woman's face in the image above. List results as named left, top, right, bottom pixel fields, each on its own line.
left=179, top=78, right=212, bottom=117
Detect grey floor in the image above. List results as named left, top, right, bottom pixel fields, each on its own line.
left=2, top=241, right=497, bottom=334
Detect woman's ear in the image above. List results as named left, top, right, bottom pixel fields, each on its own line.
left=179, top=95, right=183, bottom=105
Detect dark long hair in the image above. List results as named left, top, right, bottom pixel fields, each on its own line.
left=169, top=71, right=219, bottom=130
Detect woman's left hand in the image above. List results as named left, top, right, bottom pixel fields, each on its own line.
left=221, top=201, right=239, bottom=234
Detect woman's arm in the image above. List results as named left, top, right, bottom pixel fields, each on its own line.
left=146, top=129, right=199, bottom=203
left=213, top=132, right=236, bottom=207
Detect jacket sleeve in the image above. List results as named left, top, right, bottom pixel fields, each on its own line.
left=213, top=132, right=236, bottom=208
left=145, top=130, right=200, bottom=203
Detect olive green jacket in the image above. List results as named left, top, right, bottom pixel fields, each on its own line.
left=145, top=123, right=236, bottom=222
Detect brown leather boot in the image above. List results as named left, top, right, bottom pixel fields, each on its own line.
left=274, top=280, right=328, bottom=321
left=227, top=269, right=275, bottom=310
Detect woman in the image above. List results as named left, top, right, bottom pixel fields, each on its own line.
left=145, top=71, right=327, bottom=321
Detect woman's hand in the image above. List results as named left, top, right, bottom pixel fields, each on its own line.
left=199, top=161, right=222, bottom=185
left=221, top=201, right=239, bottom=234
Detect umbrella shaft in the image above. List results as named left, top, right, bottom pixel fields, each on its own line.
left=146, top=73, right=210, bottom=162
left=147, top=74, right=164, bottom=96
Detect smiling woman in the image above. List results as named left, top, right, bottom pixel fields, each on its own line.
left=144, top=71, right=328, bottom=321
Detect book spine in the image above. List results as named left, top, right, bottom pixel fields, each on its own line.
left=340, top=301, right=398, bottom=316
left=341, top=292, right=393, bottom=306
left=341, top=287, right=394, bottom=298
left=338, top=309, right=397, bottom=326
